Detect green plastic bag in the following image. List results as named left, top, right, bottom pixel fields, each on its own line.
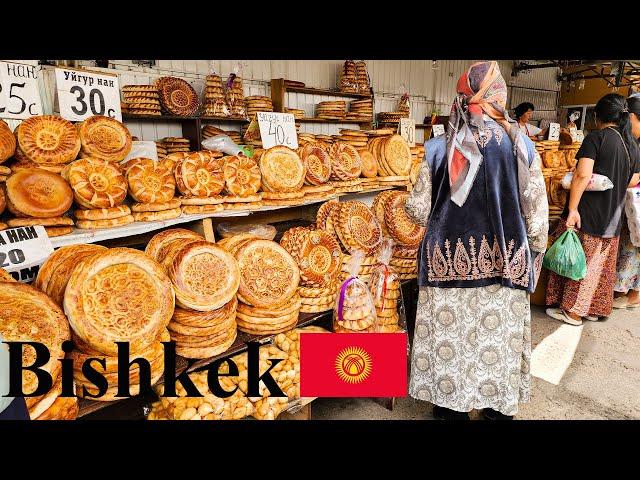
left=542, top=228, right=587, bottom=280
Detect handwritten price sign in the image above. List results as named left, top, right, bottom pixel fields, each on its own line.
left=257, top=112, right=298, bottom=149
left=0, top=226, right=54, bottom=283
left=399, top=118, right=416, bottom=147
left=431, top=124, right=446, bottom=138
left=0, top=61, right=43, bottom=120
left=548, top=122, right=560, bottom=141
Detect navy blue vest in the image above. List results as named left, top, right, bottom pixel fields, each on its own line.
left=419, top=119, right=536, bottom=293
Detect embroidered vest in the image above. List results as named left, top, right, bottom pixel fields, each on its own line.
left=419, top=119, right=535, bottom=293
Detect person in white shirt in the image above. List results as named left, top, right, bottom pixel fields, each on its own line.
left=514, top=102, right=547, bottom=139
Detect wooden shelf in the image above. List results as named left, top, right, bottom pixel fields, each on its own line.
left=123, top=113, right=198, bottom=122
left=285, top=85, right=372, bottom=99
left=200, top=116, right=249, bottom=123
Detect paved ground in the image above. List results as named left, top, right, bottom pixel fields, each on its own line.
left=311, top=306, right=640, bottom=420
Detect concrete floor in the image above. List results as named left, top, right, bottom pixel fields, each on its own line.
left=311, top=306, right=640, bottom=420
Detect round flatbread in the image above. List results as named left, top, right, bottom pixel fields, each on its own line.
left=122, top=157, right=175, bottom=204
left=174, top=152, right=224, bottom=197
left=17, top=116, right=81, bottom=164
left=7, top=216, right=74, bottom=227
left=74, top=205, right=131, bottom=221
left=78, top=116, right=132, bottom=163
left=62, top=158, right=127, bottom=209
left=131, top=199, right=181, bottom=212
left=259, top=146, right=305, bottom=193
left=181, top=204, right=224, bottom=215
left=64, top=247, right=174, bottom=356
left=145, top=228, right=204, bottom=262
left=132, top=208, right=182, bottom=222
left=223, top=155, right=261, bottom=196
left=44, top=226, right=73, bottom=237
left=156, top=76, right=199, bottom=117
left=5, top=169, right=73, bottom=218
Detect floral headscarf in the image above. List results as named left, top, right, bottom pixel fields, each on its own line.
left=447, top=61, right=532, bottom=215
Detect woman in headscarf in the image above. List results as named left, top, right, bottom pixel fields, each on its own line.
left=613, top=94, right=640, bottom=309
left=546, top=94, right=640, bottom=325
left=405, top=61, right=549, bottom=420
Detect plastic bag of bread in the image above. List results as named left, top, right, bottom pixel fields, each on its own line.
left=201, top=134, right=243, bottom=156
left=368, top=240, right=406, bottom=333
left=224, top=70, right=246, bottom=118
left=333, top=250, right=378, bottom=333
left=217, top=222, right=277, bottom=240
left=561, top=172, right=613, bottom=191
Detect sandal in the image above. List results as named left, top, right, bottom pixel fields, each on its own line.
left=546, top=308, right=583, bottom=326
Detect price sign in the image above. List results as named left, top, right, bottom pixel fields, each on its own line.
left=431, top=124, right=446, bottom=138
left=55, top=67, right=122, bottom=122
left=576, top=130, right=585, bottom=142
left=0, top=226, right=54, bottom=283
left=548, top=122, right=560, bottom=141
left=399, top=118, right=416, bottom=147
left=0, top=61, right=43, bottom=120
left=257, top=112, right=298, bottom=149
left=569, top=126, right=578, bottom=142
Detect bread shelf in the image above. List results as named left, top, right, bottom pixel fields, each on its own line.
left=284, top=84, right=372, bottom=99
left=296, top=117, right=373, bottom=124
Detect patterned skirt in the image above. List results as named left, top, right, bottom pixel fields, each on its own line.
left=615, top=223, right=640, bottom=293
left=409, top=284, right=531, bottom=417
left=546, top=219, right=620, bottom=317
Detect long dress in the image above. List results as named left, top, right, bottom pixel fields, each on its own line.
left=406, top=119, right=548, bottom=416
left=615, top=222, right=640, bottom=294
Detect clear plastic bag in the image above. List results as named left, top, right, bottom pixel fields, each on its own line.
left=368, top=240, right=406, bottom=333
left=201, top=134, right=243, bottom=156
left=542, top=228, right=587, bottom=280
left=333, top=250, right=378, bottom=333
left=217, top=222, right=277, bottom=240
left=122, top=141, right=158, bottom=163
left=561, top=172, right=613, bottom=191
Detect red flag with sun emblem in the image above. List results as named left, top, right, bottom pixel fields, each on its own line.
left=299, top=333, right=407, bottom=397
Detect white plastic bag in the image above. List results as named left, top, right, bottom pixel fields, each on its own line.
left=201, top=135, right=243, bottom=156
left=561, top=172, right=613, bottom=191
left=122, top=141, right=158, bottom=163
left=625, top=187, right=640, bottom=247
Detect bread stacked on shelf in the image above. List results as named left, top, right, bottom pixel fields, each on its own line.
left=377, top=111, right=409, bottom=123
left=339, top=60, right=358, bottom=93
left=202, top=125, right=243, bottom=144
left=536, top=139, right=571, bottom=222
left=122, top=157, right=181, bottom=221
left=203, top=74, right=229, bottom=117
left=316, top=101, right=347, bottom=120
left=61, top=247, right=173, bottom=400
left=346, top=99, right=373, bottom=121
left=4, top=168, right=75, bottom=236
left=225, top=75, right=246, bottom=117
left=174, top=151, right=226, bottom=215
left=355, top=61, right=371, bottom=94
left=258, top=146, right=306, bottom=206
left=155, top=141, right=168, bottom=159
left=295, top=143, right=335, bottom=200
left=0, top=120, right=15, bottom=168
left=285, top=107, right=305, bottom=119
left=218, top=236, right=301, bottom=335
left=121, top=85, right=161, bottom=116
left=365, top=132, right=412, bottom=186
left=162, top=137, right=190, bottom=155
left=280, top=226, right=343, bottom=313
left=146, top=229, right=240, bottom=359
left=245, top=96, right=273, bottom=120
left=391, top=245, right=419, bottom=280
left=0, top=281, right=72, bottom=418
left=328, top=142, right=363, bottom=193
left=62, top=158, right=132, bottom=230
left=221, top=155, right=263, bottom=209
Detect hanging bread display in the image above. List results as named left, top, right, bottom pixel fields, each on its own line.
left=174, top=151, right=224, bottom=197
left=5, top=168, right=73, bottom=218
left=0, top=120, right=16, bottom=163
left=0, top=282, right=71, bottom=409
left=155, top=76, right=199, bottom=117
left=223, top=155, right=261, bottom=196
left=78, top=115, right=132, bottom=162
left=299, top=143, right=331, bottom=185
left=258, top=146, right=305, bottom=192
left=62, top=158, right=127, bottom=209
left=122, top=157, right=176, bottom=203
left=64, top=247, right=174, bottom=356
left=328, top=142, right=362, bottom=180
left=16, top=115, right=81, bottom=164
left=234, top=239, right=300, bottom=309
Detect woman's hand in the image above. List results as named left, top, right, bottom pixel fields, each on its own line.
left=566, top=209, right=581, bottom=230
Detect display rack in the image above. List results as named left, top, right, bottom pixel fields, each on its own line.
left=270, top=78, right=374, bottom=130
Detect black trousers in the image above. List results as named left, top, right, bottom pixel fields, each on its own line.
left=0, top=397, right=30, bottom=420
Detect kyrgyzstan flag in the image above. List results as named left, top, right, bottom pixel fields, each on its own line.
left=299, top=333, right=407, bottom=397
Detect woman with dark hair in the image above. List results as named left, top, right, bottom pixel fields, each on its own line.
left=514, top=102, right=547, bottom=139
left=546, top=93, right=640, bottom=325
left=405, top=62, right=549, bottom=420
left=613, top=94, right=640, bottom=309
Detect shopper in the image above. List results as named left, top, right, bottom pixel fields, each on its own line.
left=514, top=102, right=547, bottom=139
left=405, top=62, right=549, bottom=420
left=546, top=93, right=640, bottom=325
left=613, top=94, right=640, bottom=309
